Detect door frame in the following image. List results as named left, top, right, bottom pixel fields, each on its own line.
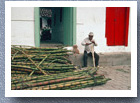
left=34, top=7, right=40, bottom=47
left=34, top=7, right=76, bottom=47
left=71, top=7, right=76, bottom=45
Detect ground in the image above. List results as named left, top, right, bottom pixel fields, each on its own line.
left=69, top=52, right=131, bottom=90
left=81, top=65, right=131, bottom=90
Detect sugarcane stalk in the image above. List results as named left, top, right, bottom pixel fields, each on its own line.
left=11, top=69, right=90, bottom=84
left=12, top=72, right=94, bottom=87
left=29, top=70, right=35, bottom=76
left=11, top=68, right=95, bottom=84
left=29, top=54, right=51, bottom=76
left=12, top=73, right=104, bottom=90
left=11, top=74, right=29, bottom=78
left=11, top=48, right=71, bottom=54
left=12, top=62, right=74, bottom=67
left=26, top=74, right=103, bottom=87
left=12, top=75, right=101, bottom=90
left=12, top=51, right=19, bottom=60
left=12, top=75, right=93, bottom=90
left=12, top=71, right=87, bottom=85
left=11, top=70, right=28, bottom=74
left=12, top=68, right=42, bottom=74
left=12, top=48, right=47, bottom=75
left=12, top=45, right=34, bottom=48
left=12, top=65, right=38, bottom=70
left=26, top=47, right=59, bottom=51
left=12, top=69, right=73, bottom=75
left=12, top=55, right=69, bottom=59
left=23, top=77, right=108, bottom=90
left=11, top=53, right=68, bottom=57
left=12, top=65, right=75, bottom=71
left=61, top=78, right=111, bottom=90
left=46, top=78, right=110, bottom=90
left=12, top=46, right=62, bottom=50
left=12, top=58, right=70, bottom=64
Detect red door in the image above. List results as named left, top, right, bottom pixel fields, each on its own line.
left=105, top=7, right=130, bottom=46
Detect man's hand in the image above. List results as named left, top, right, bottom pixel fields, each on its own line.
left=91, top=40, right=95, bottom=44
left=91, top=40, right=97, bottom=46
left=86, top=43, right=91, bottom=45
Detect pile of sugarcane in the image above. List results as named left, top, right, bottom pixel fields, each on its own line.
left=11, top=45, right=111, bottom=90
left=11, top=45, right=75, bottom=76
left=11, top=67, right=111, bottom=90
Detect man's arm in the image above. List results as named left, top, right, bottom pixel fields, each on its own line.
left=81, top=39, right=86, bottom=46
left=81, top=40, right=92, bottom=46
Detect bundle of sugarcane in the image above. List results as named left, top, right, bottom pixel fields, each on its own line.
left=11, top=45, right=75, bottom=75
left=11, top=69, right=90, bottom=84
left=26, top=78, right=110, bottom=90
left=11, top=68, right=111, bottom=90
left=11, top=45, right=69, bottom=55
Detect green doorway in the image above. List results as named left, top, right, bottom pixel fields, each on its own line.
left=34, top=7, right=76, bottom=47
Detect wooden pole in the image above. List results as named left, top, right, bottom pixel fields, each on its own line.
left=91, top=44, right=95, bottom=67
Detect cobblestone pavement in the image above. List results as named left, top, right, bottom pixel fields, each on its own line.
left=81, top=65, right=131, bottom=90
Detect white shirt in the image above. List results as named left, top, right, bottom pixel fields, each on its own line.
left=81, top=37, right=97, bottom=53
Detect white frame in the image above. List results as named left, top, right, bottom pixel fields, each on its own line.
left=5, top=1, right=137, bottom=97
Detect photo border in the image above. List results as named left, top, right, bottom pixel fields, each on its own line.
left=5, top=1, right=137, bottom=97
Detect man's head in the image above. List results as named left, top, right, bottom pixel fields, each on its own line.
left=88, top=32, right=94, bottom=41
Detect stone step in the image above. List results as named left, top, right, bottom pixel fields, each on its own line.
left=69, top=52, right=131, bottom=68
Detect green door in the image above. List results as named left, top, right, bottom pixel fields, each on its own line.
left=63, top=7, right=76, bottom=46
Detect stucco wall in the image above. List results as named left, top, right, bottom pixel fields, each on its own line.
left=11, top=7, right=35, bottom=46
left=76, top=7, right=131, bottom=53
left=11, top=7, right=131, bottom=52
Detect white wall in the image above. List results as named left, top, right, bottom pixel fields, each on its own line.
left=11, top=7, right=131, bottom=51
left=76, top=7, right=131, bottom=53
left=11, top=7, right=35, bottom=46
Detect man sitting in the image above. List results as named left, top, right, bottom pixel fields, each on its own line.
left=81, top=32, right=99, bottom=67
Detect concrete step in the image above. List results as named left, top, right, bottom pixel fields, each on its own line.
left=69, top=52, right=131, bottom=68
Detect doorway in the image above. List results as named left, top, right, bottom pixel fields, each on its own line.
left=40, top=7, right=52, bottom=42
left=34, top=7, right=76, bottom=47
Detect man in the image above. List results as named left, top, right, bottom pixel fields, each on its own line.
left=81, top=32, right=99, bottom=67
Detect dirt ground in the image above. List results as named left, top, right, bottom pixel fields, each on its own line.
left=81, top=65, right=131, bottom=90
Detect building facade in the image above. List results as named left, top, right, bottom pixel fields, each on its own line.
left=11, top=7, right=131, bottom=53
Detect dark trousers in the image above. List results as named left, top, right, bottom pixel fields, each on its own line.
left=83, top=51, right=99, bottom=67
